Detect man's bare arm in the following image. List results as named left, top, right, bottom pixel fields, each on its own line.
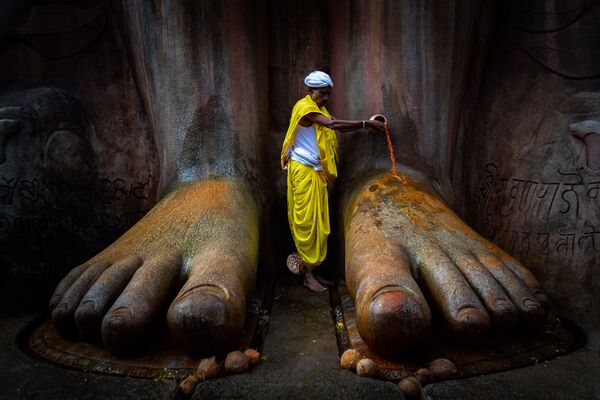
left=303, top=113, right=386, bottom=133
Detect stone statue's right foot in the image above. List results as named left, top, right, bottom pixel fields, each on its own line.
left=49, top=180, right=259, bottom=356
left=167, top=246, right=254, bottom=355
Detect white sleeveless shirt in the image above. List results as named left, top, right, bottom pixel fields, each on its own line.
left=290, top=124, right=322, bottom=170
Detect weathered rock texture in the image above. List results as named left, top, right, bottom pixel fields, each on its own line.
left=111, top=0, right=268, bottom=194
left=328, top=0, right=494, bottom=195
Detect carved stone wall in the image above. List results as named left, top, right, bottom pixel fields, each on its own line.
left=460, top=1, right=600, bottom=345
left=0, top=1, right=158, bottom=310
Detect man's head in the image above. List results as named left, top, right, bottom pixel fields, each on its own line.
left=304, top=71, right=333, bottom=107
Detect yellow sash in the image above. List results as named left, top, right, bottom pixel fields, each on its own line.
left=280, top=95, right=338, bottom=182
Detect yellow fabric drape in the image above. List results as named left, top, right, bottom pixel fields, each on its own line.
left=280, top=95, right=338, bottom=182
left=287, top=160, right=329, bottom=269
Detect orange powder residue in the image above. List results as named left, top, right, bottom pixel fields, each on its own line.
left=384, top=125, right=397, bottom=177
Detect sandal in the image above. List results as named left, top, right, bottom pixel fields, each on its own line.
left=286, top=252, right=308, bottom=275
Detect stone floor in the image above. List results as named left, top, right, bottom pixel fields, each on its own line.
left=423, top=348, right=600, bottom=400
left=1, top=272, right=598, bottom=399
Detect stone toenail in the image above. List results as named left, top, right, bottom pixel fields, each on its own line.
left=494, top=299, right=509, bottom=311
left=79, top=300, right=96, bottom=312
left=457, top=307, right=486, bottom=324
left=109, top=307, right=133, bottom=320
left=522, top=299, right=539, bottom=311
left=55, top=303, right=69, bottom=313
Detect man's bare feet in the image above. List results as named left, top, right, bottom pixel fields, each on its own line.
left=287, top=252, right=330, bottom=291
left=49, top=179, right=259, bottom=356
left=304, top=271, right=328, bottom=292
left=344, top=173, right=548, bottom=357
left=313, top=272, right=334, bottom=287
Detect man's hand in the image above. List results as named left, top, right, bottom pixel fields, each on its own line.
left=367, top=119, right=386, bottom=134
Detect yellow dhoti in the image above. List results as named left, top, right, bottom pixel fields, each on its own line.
left=287, top=160, right=329, bottom=270
left=281, top=95, right=338, bottom=270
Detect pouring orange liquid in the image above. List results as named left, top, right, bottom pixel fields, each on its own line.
left=384, top=124, right=397, bottom=177
left=371, top=114, right=403, bottom=181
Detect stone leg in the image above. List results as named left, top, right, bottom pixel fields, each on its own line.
left=344, top=173, right=548, bottom=357
left=50, top=179, right=258, bottom=356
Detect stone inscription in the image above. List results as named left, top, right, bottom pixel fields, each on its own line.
left=473, top=163, right=599, bottom=258
left=0, top=209, right=150, bottom=236
left=0, top=175, right=154, bottom=293
left=0, top=176, right=151, bottom=210
left=484, top=222, right=599, bottom=258
left=0, top=176, right=152, bottom=235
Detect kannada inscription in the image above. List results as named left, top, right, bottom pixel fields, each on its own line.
left=472, top=163, right=599, bottom=258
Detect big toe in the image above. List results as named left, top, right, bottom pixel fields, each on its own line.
left=360, top=290, right=431, bottom=357
left=168, top=285, right=244, bottom=355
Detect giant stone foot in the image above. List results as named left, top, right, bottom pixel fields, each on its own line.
left=344, top=173, right=548, bottom=358
left=49, top=179, right=258, bottom=356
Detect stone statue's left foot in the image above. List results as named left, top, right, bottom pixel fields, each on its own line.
left=344, top=174, right=548, bottom=358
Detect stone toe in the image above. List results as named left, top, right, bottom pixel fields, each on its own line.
left=360, top=290, right=431, bottom=357
left=167, top=285, right=244, bottom=356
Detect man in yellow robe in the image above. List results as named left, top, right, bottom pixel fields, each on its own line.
left=281, top=71, right=385, bottom=291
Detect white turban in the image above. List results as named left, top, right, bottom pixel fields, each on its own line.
left=304, top=71, right=333, bottom=88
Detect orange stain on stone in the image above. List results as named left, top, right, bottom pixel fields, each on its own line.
left=347, top=172, right=512, bottom=262
left=88, top=179, right=259, bottom=263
